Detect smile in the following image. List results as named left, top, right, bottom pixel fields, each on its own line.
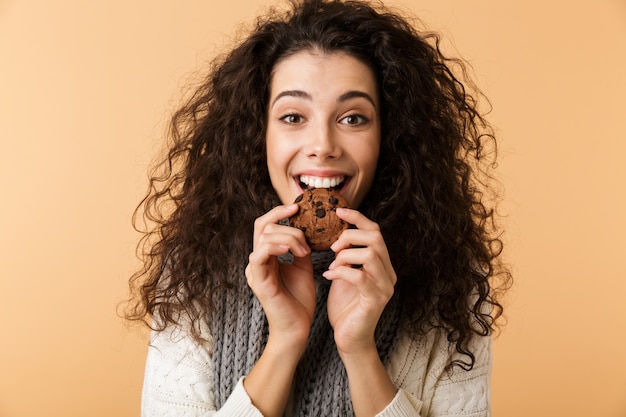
left=299, top=175, right=345, bottom=189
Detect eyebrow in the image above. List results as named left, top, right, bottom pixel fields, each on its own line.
left=270, top=89, right=377, bottom=109
left=337, top=91, right=377, bottom=109
left=271, top=90, right=311, bottom=108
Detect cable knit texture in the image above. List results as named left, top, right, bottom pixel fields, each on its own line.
left=210, top=264, right=268, bottom=408
left=209, top=251, right=401, bottom=416
left=141, top=257, right=492, bottom=416
left=142, top=319, right=491, bottom=416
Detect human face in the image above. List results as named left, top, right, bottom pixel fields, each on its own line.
left=266, top=50, right=381, bottom=208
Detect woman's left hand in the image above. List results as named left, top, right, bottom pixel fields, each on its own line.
left=323, top=208, right=397, bottom=356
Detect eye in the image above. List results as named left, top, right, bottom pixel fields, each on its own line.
left=279, top=113, right=305, bottom=124
left=339, top=114, right=369, bottom=125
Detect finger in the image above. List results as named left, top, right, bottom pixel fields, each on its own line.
left=248, top=242, right=289, bottom=266
left=255, top=225, right=310, bottom=258
left=324, top=265, right=394, bottom=303
left=253, top=204, right=300, bottom=243
left=332, top=245, right=381, bottom=270
left=331, top=246, right=394, bottom=287
left=330, top=228, right=383, bottom=253
left=331, top=235, right=397, bottom=286
left=335, top=208, right=379, bottom=231
left=331, top=228, right=391, bottom=278
left=330, top=209, right=383, bottom=251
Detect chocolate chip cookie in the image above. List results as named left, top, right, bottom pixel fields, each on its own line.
left=289, top=188, right=350, bottom=251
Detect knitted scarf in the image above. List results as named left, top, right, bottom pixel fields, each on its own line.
left=210, top=250, right=401, bottom=416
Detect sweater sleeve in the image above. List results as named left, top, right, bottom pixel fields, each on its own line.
left=426, top=335, right=492, bottom=417
left=141, top=324, right=263, bottom=417
left=384, top=329, right=492, bottom=417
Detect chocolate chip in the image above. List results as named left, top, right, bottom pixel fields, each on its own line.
left=316, top=228, right=325, bottom=233
left=294, top=194, right=303, bottom=203
left=315, top=208, right=326, bottom=218
left=315, top=201, right=323, bottom=207
left=329, top=196, right=338, bottom=205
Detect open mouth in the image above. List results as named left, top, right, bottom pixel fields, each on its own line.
left=299, top=174, right=346, bottom=190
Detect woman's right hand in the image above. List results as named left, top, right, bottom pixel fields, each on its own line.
left=243, top=203, right=314, bottom=416
left=245, top=203, right=315, bottom=351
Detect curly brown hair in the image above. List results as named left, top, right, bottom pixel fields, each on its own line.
left=125, top=0, right=511, bottom=370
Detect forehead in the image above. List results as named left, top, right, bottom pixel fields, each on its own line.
left=269, top=50, right=378, bottom=98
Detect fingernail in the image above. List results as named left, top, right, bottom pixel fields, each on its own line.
left=328, top=260, right=335, bottom=270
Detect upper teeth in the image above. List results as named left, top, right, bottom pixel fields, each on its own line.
left=300, top=175, right=344, bottom=189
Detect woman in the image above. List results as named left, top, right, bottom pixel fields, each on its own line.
left=126, top=0, right=511, bottom=415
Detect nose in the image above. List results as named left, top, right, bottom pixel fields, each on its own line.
left=305, top=125, right=342, bottom=160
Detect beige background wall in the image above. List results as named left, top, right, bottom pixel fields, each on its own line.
left=1, top=1, right=625, bottom=416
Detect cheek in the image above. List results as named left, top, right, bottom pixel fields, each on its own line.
left=358, top=141, right=380, bottom=175
left=265, top=139, right=294, bottom=179
left=265, top=151, right=282, bottom=180
left=352, top=144, right=380, bottom=202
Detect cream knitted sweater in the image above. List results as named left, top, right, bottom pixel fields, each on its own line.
left=141, top=322, right=491, bottom=417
